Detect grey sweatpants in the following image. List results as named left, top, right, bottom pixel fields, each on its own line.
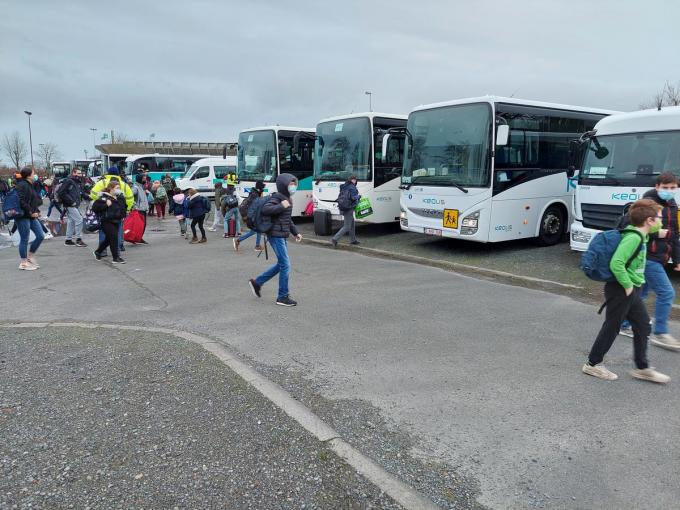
left=332, top=209, right=356, bottom=243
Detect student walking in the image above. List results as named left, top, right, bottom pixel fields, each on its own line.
left=92, top=180, right=127, bottom=264
left=58, top=168, right=88, bottom=247
left=620, top=172, right=680, bottom=350
left=14, top=167, right=45, bottom=270
left=209, top=182, right=225, bottom=232
left=331, top=175, right=361, bottom=247
left=583, top=199, right=671, bottom=384
left=187, top=189, right=209, bottom=243
left=222, top=176, right=240, bottom=238
left=152, top=180, right=167, bottom=218
left=234, top=180, right=265, bottom=252
left=133, top=174, right=149, bottom=243
left=248, top=173, right=303, bottom=306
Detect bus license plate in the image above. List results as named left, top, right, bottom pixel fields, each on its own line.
left=424, top=228, right=442, bottom=236
left=443, top=209, right=459, bottom=229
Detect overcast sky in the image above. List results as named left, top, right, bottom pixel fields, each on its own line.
left=1, top=0, right=678, bottom=165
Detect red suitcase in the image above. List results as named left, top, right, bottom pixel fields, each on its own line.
left=227, top=217, right=236, bottom=237
left=123, top=210, right=145, bottom=243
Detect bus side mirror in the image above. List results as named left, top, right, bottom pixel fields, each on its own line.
left=496, top=125, right=509, bottom=146
left=222, top=146, right=227, bottom=159
left=381, top=133, right=391, bottom=162
left=567, top=139, right=582, bottom=176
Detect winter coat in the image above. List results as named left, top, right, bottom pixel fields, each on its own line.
left=161, top=176, right=176, bottom=193
left=220, top=187, right=237, bottom=215
left=15, top=178, right=42, bottom=217
left=187, top=193, right=209, bottom=218
left=643, top=189, right=680, bottom=265
left=90, top=174, right=134, bottom=211
left=154, top=185, right=168, bottom=202
left=92, top=192, right=127, bottom=223
left=262, top=173, right=299, bottom=239
left=337, top=181, right=360, bottom=212
left=214, top=187, right=226, bottom=212
left=171, top=193, right=185, bottom=218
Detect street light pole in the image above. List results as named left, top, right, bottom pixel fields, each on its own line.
left=90, top=128, right=97, bottom=156
left=24, top=110, right=34, bottom=169
left=364, top=91, right=372, bottom=112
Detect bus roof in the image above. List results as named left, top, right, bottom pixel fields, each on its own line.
left=189, top=156, right=237, bottom=166
left=240, top=126, right=314, bottom=134
left=592, top=106, right=680, bottom=136
left=410, top=95, right=620, bottom=116
left=52, top=161, right=71, bottom=165
left=317, top=112, right=408, bottom=124
left=125, top=153, right=212, bottom=162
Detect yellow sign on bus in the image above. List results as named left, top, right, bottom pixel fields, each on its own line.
left=443, top=209, right=459, bottom=229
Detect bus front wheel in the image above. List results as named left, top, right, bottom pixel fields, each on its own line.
left=536, top=206, right=564, bottom=246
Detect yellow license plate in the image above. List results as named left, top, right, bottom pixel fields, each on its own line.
left=443, top=209, right=459, bottom=229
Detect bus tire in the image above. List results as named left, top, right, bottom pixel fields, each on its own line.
left=536, top=205, right=564, bottom=246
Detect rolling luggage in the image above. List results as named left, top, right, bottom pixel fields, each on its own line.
left=313, top=209, right=332, bottom=236
left=123, top=210, right=144, bottom=243
left=227, top=217, right=236, bottom=237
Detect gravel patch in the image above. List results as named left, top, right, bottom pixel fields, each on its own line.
left=0, top=326, right=404, bottom=509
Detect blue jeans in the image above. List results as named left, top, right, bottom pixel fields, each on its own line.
left=622, top=260, right=675, bottom=334
left=16, top=218, right=45, bottom=259
left=98, top=221, right=123, bottom=254
left=238, top=229, right=262, bottom=245
left=255, top=237, right=290, bottom=300
left=224, top=208, right=241, bottom=234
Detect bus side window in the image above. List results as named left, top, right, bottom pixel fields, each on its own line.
left=374, top=134, right=404, bottom=187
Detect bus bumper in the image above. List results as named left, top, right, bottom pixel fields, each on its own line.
left=570, top=221, right=599, bottom=251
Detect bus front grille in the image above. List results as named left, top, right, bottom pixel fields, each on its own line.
left=581, top=203, right=626, bottom=231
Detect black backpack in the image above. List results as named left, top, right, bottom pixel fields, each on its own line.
left=336, top=186, right=352, bottom=211
left=239, top=191, right=258, bottom=219
left=222, top=193, right=238, bottom=210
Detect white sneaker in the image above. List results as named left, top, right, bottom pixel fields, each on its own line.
left=631, top=367, right=671, bottom=384
left=19, top=262, right=37, bottom=271
left=650, top=333, right=680, bottom=351
left=582, top=363, right=618, bottom=381
left=619, top=325, right=633, bottom=338
left=208, top=227, right=217, bottom=232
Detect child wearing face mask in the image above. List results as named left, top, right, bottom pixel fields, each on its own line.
left=619, top=172, right=680, bottom=350
left=583, top=199, right=671, bottom=384
left=91, top=181, right=127, bottom=264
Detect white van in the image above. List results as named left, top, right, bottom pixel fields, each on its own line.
left=176, top=157, right=237, bottom=198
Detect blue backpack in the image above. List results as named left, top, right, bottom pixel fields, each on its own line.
left=246, top=196, right=274, bottom=234
left=580, top=229, right=644, bottom=282
left=2, top=188, right=23, bottom=220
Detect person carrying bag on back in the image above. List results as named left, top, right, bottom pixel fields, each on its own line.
left=331, top=175, right=361, bottom=247
left=582, top=199, right=671, bottom=384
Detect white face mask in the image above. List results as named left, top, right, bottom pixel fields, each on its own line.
left=288, top=185, right=297, bottom=194
left=112, top=188, right=122, bottom=196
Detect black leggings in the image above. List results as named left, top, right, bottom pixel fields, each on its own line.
left=191, top=215, right=205, bottom=238
left=96, top=221, right=120, bottom=259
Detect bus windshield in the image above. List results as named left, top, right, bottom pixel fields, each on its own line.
left=402, top=103, right=492, bottom=187
left=314, top=117, right=372, bottom=181
left=238, top=130, right=277, bottom=182
left=580, top=131, right=680, bottom=186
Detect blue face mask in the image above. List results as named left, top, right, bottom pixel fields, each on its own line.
left=658, top=190, right=676, bottom=201
left=288, top=185, right=297, bottom=195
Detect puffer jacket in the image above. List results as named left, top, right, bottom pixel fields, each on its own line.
left=643, top=188, right=680, bottom=264
left=171, top=193, right=185, bottom=217
left=188, top=193, right=209, bottom=218
left=91, top=192, right=126, bottom=223
left=15, top=178, right=42, bottom=217
left=262, top=173, right=299, bottom=238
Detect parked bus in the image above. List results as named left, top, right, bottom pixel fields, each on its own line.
left=236, top=126, right=315, bottom=217
left=51, top=161, right=72, bottom=176
left=312, top=113, right=407, bottom=234
left=87, top=160, right=104, bottom=181
left=101, top=154, right=131, bottom=174
left=570, top=106, right=680, bottom=251
left=124, top=154, right=210, bottom=181
left=176, top=156, right=238, bottom=198
left=398, top=96, right=617, bottom=245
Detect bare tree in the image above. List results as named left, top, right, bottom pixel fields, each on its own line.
left=2, top=131, right=27, bottom=170
left=36, top=142, right=61, bottom=170
left=640, top=80, right=680, bottom=109
left=111, top=131, right=131, bottom=144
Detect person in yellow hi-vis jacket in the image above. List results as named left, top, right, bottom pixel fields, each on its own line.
left=89, top=167, right=134, bottom=257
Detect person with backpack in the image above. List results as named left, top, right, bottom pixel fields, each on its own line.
left=161, top=173, right=176, bottom=197
left=221, top=176, right=240, bottom=238
left=90, top=167, right=134, bottom=257
left=58, top=168, right=87, bottom=247
left=12, top=167, right=45, bottom=270
left=208, top=182, right=225, bottom=232
left=152, top=180, right=168, bottom=218
left=91, top=180, right=127, bottom=264
left=234, top=180, right=265, bottom=252
left=248, top=173, right=303, bottom=307
left=583, top=199, right=671, bottom=384
left=619, top=172, right=680, bottom=350
left=331, top=175, right=361, bottom=247
left=187, top=188, right=209, bottom=243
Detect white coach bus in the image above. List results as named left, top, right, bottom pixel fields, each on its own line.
left=236, top=126, right=315, bottom=217
left=398, top=96, right=616, bottom=245
left=312, top=112, right=407, bottom=235
left=570, top=106, right=680, bottom=250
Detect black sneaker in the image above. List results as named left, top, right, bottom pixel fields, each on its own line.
left=249, top=279, right=261, bottom=298
left=99, top=251, right=109, bottom=258
left=331, top=239, right=338, bottom=248
left=350, top=240, right=360, bottom=245
left=93, top=250, right=102, bottom=261
left=276, top=295, right=297, bottom=307
left=112, top=257, right=126, bottom=264
left=75, top=239, right=87, bottom=247
left=64, top=240, right=76, bottom=246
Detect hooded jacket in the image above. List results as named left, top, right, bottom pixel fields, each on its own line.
left=643, top=188, right=680, bottom=264
left=58, top=176, right=84, bottom=208
left=15, top=178, right=42, bottom=217
left=262, top=173, right=299, bottom=238
left=188, top=193, right=209, bottom=218
left=133, top=182, right=149, bottom=212
left=171, top=193, right=185, bottom=217
left=337, top=181, right=360, bottom=212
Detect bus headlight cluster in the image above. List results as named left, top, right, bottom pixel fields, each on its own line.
left=400, top=209, right=408, bottom=227
left=460, top=211, right=480, bottom=235
left=571, top=230, right=591, bottom=243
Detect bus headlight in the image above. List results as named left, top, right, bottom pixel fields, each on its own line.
left=571, top=230, right=591, bottom=243
left=400, top=209, right=408, bottom=227
left=460, top=211, right=479, bottom=235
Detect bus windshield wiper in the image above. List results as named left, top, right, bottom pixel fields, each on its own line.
left=401, top=176, right=468, bottom=193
